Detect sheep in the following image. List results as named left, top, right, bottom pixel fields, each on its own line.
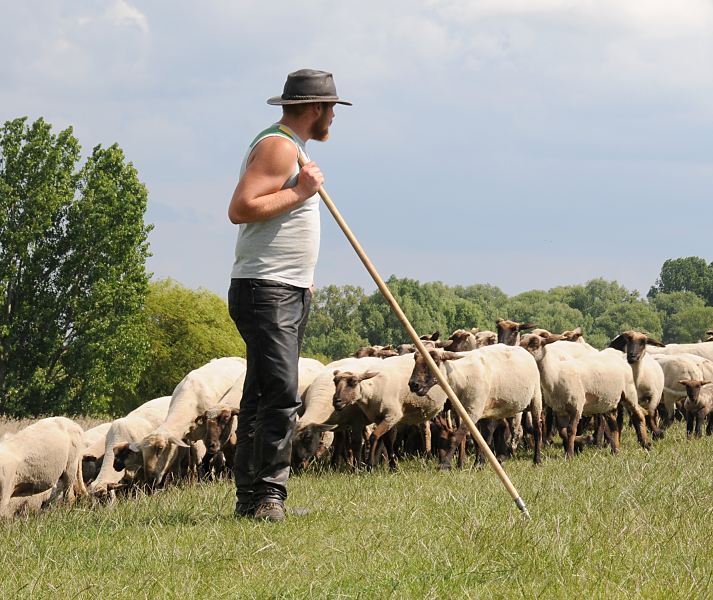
left=408, top=345, right=543, bottom=468
left=353, top=345, right=399, bottom=358
left=496, top=318, right=537, bottom=346
left=520, top=335, right=651, bottom=459
left=609, top=331, right=666, bottom=439
left=81, top=422, right=112, bottom=485
left=0, top=417, right=87, bottom=517
left=292, top=357, right=383, bottom=470
left=441, top=328, right=497, bottom=352
left=190, top=407, right=240, bottom=477
left=127, top=357, right=247, bottom=487
left=678, top=380, right=713, bottom=438
left=645, top=341, right=713, bottom=362
left=88, top=396, right=172, bottom=499
left=332, top=354, right=447, bottom=470
left=651, top=353, right=713, bottom=425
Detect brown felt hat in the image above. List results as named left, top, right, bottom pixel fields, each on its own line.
left=267, top=69, right=352, bottom=106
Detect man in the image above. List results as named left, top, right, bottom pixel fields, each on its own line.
left=227, top=69, right=351, bottom=521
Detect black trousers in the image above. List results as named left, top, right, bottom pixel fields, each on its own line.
left=228, top=278, right=311, bottom=503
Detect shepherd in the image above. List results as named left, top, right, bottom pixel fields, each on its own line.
left=227, top=69, right=351, bottom=521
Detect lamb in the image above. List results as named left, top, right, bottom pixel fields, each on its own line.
left=128, top=356, right=247, bottom=486
left=0, top=417, right=86, bottom=517
left=408, top=345, right=543, bottom=468
left=651, top=353, right=713, bottom=425
left=332, top=354, right=447, bottom=470
left=609, top=331, right=666, bottom=439
left=678, top=380, right=713, bottom=438
left=520, top=334, right=651, bottom=459
left=80, top=422, right=112, bottom=485
left=88, top=396, right=172, bottom=499
left=292, top=357, right=383, bottom=470
left=190, top=407, right=240, bottom=476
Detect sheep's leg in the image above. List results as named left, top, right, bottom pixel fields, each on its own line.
left=368, top=421, right=394, bottom=471
left=530, top=397, right=543, bottom=466
left=432, top=415, right=451, bottom=464
left=384, top=429, right=399, bottom=472
left=604, top=411, right=620, bottom=454
left=695, top=409, right=705, bottom=438
left=565, top=411, right=581, bottom=460
left=646, top=405, right=664, bottom=440
left=543, top=407, right=556, bottom=446
left=686, top=409, right=694, bottom=439
left=707, top=413, right=713, bottom=436
left=620, top=391, right=652, bottom=450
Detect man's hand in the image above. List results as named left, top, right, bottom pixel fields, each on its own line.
left=295, top=161, right=324, bottom=200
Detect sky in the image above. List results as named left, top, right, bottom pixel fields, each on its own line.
left=2, top=1, right=713, bottom=300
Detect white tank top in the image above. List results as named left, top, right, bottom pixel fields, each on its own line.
left=230, top=123, right=320, bottom=288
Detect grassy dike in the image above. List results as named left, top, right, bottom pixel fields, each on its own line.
left=2, top=424, right=713, bottom=599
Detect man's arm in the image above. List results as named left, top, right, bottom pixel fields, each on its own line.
left=228, top=136, right=324, bottom=224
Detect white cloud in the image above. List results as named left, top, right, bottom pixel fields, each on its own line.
left=107, top=0, right=149, bottom=34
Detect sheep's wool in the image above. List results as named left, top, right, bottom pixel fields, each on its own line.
left=230, top=123, right=320, bottom=288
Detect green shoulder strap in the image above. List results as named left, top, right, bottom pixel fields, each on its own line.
left=249, top=124, right=296, bottom=149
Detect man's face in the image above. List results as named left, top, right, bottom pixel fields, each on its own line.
left=311, top=103, right=335, bottom=142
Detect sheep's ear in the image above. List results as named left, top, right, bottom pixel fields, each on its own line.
left=437, top=340, right=453, bottom=349
left=470, top=327, right=480, bottom=334
left=609, top=335, right=627, bottom=351
left=128, top=442, right=141, bottom=453
left=169, top=436, right=190, bottom=448
left=359, top=371, right=379, bottom=381
left=431, top=331, right=440, bottom=341
left=702, top=381, right=712, bottom=386
left=230, top=408, right=240, bottom=416
left=194, top=415, right=205, bottom=425
left=678, top=379, right=691, bottom=386
left=441, top=351, right=464, bottom=361
left=645, top=337, right=665, bottom=347
left=496, top=318, right=504, bottom=324
left=519, top=322, right=537, bottom=331
left=333, top=370, right=341, bottom=377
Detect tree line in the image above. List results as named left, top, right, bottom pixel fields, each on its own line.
left=2, top=117, right=712, bottom=417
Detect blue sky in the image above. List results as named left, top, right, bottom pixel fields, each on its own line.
left=3, top=1, right=712, bottom=299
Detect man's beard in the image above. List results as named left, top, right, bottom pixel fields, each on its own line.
left=310, top=113, right=331, bottom=141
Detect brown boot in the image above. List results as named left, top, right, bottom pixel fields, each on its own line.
left=253, top=499, right=286, bottom=522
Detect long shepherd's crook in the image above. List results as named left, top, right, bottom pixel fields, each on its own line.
left=298, top=152, right=531, bottom=519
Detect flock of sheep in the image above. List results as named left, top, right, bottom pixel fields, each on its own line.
left=2, top=320, right=713, bottom=519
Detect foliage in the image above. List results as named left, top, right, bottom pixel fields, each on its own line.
left=649, top=256, right=713, bottom=304
left=665, top=306, right=713, bottom=343
left=116, top=279, right=246, bottom=414
left=0, top=117, right=151, bottom=417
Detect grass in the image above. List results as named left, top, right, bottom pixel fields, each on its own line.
left=2, top=424, right=713, bottom=599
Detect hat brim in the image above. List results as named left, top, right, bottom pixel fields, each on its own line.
left=267, top=95, right=352, bottom=106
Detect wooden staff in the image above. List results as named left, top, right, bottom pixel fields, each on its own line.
left=298, top=152, right=531, bottom=519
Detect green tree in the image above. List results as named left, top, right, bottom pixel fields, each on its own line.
left=118, top=279, right=246, bottom=414
left=0, top=117, right=151, bottom=416
left=649, top=257, right=713, bottom=304
left=665, top=306, right=713, bottom=343
left=594, top=302, right=663, bottom=344
left=302, top=285, right=369, bottom=360
left=650, top=291, right=706, bottom=342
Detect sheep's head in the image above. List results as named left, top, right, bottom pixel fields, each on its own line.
left=609, top=330, right=665, bottom=364
left=197, top=408, right=239, bottom=455
left=419, top=331, right=440, bottom=342
left=112, top=442, right=143, bottom=477
left=496, top=319, right=537, bottom=346
left=332, top=370, right=378, bottom=410
left=375, top=345, right=399, bottom=359
left=408, top=349, right=463, bottom=396
left=353, top=346, right=378, bottom=358
left=138, top=432, right=189, bottom=485
left=678, top=379, right=712, bottom=404
left=292, top=423, right=337, bottom=469
left=520, top=332, right=559, bottom=361
left=444, top=329, right=476, bottom=352
left=474, top=331, right=497, bottom=348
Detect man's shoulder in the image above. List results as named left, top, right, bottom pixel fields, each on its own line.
left=249, top=124, right=298, bottom=148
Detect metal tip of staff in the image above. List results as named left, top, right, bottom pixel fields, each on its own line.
left=515, top=497, right=531, bottom=520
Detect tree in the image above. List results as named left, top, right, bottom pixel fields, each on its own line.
left=117, top=279, right=246, bottom=414
left=649, top=257, right=713, bottom=304
left=0, top=117, right=152, bottom=416
left=649, top=291, right=706, bottom=342
left=665, top=307, right=713, bottom=343
left=302, top=285, right=369, bottom=360
left=594, top=302, right=663, bottom=345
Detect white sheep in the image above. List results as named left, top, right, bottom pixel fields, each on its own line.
left=332, top=354, right=447, bottom=470
left=80, top=422, right=112, bottom=485
left=88, top=396, right=171, bottom=499
left=408, top=344, right=543, bottom=468
left=0, top=417, right=87, bottom=517
left=651, top=353, right=713, bottom=425
left=678, top=379, right=713, bottom=438
left=520, top=335, right=651, bottom=459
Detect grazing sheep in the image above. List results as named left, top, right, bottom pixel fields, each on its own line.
left=88, top=396, right=172, bottom=499
left=128, top=357, right=247, bottom=486
left=408, top=345, right=543, bottom=468
left=520, top=335, right=651, bottom=459
left=678, top=380, right=713, bottom=438
left=332, top=354, right=447, bottom=470
left=0, top=417, right=86, bottom=517
left=609, top=331, right=666, bottom=439
left=81, top=422, right=112, bottom=485
left=189, top=407, right=240, bottom=477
